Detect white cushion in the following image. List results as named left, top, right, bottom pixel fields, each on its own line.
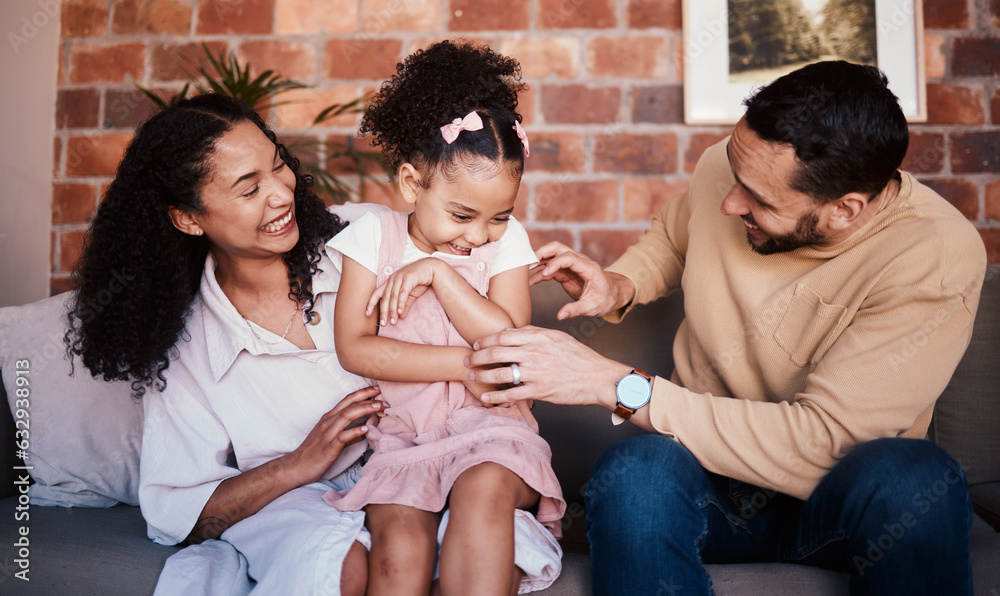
left=0, top=292, right=142, bottom=507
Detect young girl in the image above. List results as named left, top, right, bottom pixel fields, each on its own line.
left=324, top=41, right=565, bottom=595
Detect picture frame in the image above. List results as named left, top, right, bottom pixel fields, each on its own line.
left=682, top=0, right=926, bottom=125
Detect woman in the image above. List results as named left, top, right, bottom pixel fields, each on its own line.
left=65, top=94, right=388, bottom=594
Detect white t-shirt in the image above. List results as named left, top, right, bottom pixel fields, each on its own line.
left=326, top=211, right=538, bottom=276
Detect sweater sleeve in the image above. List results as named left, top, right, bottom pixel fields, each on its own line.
left=647, top=250, right=986, bottom=500
left=604, top=190, right=691, bottom=323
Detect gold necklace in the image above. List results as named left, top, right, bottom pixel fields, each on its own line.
left=242, top=303, right=301, bottom=345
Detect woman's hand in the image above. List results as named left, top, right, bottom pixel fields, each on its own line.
left=366, top=258, right=443, bottom=326
left=529, top=241, right=636, bottom=320
left=284, top=386, right=386, bottom=486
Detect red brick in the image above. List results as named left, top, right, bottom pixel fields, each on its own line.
left=632, top=85, right=683, bottom=123
left=238, top=41, right=317, bottom=82
left=112, top=0, right=192, bottom=35
left=926, top=83, right=985, bottom=125
left=524, top=132, right=586, bottom=173
left=922, top=179, right=979, bottom=219
left=104, top=89, right=161, bottom=129
left=68, top=42, right=145, bottom=84
left=151, top=41, right=228, bottom=82
left=624, top=178, right=689, bottom=221
left=925, top=34, right=946, bottom=79
left=196, top=0, right=274, bottom=34
left=276, top=0, right=357, bottom=34
left=535, top=180, right=618, bottom=222
left=992, top=0, right=1000, bottom=28
left=901, top=132, right=945, bottom=174
left=450, top=0, right=531, bottom=30
left=54, top=136, right=62, bottom=177
left=986, top=180, right=1000, bottom=222
left=923, top=0, right=969, bottom=28
left=979, top=229, right=1000, bottom=265
left=539, top=0, right=616, bottom=29
left=56, top=88, right=100, bottom=129
left=52, top=183, right=97, bottom=224
left=65, top=134, right=133, bottom=177
left=992, top=88, right=1000, bottom=125
left=326, top=133, right=385, bottom=175
left=526, top=229, right=574, bottom=252
left=276, top=87, right=364, bottom=130
left=951, top=132, right=1000, bottom=173
left=518, top=85, right=537, bottom=126
left=581, top=230, right=644, bottom=267
left=59, top=230, right=87, bottom=272
left=499, top=38, right=580, bottom=78
left=513, top=184, right=530, bottom=221
left=361, top=0, right=441, bottom=32
left=673, top=36, right=683, bottom=80
left=587, top=37, right=668, bottom=78
left=50, top=276, right=77, bottom=296
left=594, top=133, right=678, bottom=175
left=684, top=133, right=729, bottom=173
left=58, top=44, right=66, bottom=84
left=952, top=37, right=1000, bottom=77
left=325, top=39, right=403, bottom=80
left=542, top=85, right=620, bottom=124
left=627, top=0, right=681, bottom=29
left=61, top=0, right=108, bottom=37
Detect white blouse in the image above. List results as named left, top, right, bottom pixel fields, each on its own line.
left=138, top=206, right=380, bottom=545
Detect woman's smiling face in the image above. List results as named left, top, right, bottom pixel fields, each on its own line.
left=192, top=120, right=300, bottom=261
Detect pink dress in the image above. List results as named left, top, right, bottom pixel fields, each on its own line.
left=324, top=211, right=565, bottom=535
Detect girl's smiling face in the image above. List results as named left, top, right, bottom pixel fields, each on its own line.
left=400, top=158, right=520, bottom=256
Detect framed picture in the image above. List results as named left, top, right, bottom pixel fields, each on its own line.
left=683, top=0, right=926, bottom=124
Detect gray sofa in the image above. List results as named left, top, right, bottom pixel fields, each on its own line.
left=1, top=269, right=998, bottom=595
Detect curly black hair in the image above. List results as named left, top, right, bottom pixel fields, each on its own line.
left=65, top=94, right=346, bottom=397
left=360, top=40, right=528, bottom=184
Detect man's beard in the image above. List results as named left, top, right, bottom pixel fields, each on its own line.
left=747, top=212, right=825, bottom=255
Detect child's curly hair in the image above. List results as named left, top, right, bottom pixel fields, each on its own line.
left=360, top=40, right=528, bottom=184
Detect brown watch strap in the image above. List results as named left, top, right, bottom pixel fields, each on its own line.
left=613, top=403, right=636, bottom=421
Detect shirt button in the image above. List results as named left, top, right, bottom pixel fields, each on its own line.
left=383, top=266, right=393, bottom=275
left=476, top=262, right=485, bottom=271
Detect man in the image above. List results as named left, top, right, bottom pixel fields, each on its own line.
left=467, top=61, right=986, bottom=594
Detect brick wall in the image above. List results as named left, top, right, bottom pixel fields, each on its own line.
left=51, top=0, right=1000, bottom=291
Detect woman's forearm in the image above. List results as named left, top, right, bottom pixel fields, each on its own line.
left=187, top=455, right=300, bottom=543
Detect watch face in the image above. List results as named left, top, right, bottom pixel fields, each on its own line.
left=617, top=374, right=651, bottom=409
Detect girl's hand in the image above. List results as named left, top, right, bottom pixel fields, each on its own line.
left=366, top=258, right=443, bottom=326
left=284, top=386, right=386, bottom=485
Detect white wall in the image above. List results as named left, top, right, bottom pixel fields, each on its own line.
left=0, top=0, right=59, bottom=306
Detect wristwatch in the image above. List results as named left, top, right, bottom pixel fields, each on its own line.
left=612, top=368, right=652, bottom=425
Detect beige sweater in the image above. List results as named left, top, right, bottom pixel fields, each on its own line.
left=606, top=140, right=987, bottom=500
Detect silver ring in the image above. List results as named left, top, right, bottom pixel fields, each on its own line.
left=510, top=363, right=522, bottom=386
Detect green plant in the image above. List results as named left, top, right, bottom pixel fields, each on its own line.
left=138, top=43, right=385, bottom=204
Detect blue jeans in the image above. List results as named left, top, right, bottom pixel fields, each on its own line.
left=584, top=435, right=973, bottom=595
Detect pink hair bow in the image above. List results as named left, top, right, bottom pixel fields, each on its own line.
left=440, top=111, right=483, bottom=144
left=514, top=120, right=530, bottom=158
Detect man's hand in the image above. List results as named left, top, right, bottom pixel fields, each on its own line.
left=529, top=241, right=636, bottom=320
left=466, top=326, right=631, bottom=409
